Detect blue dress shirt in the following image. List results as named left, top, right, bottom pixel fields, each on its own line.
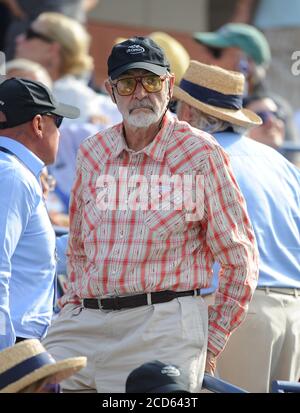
left=213, top=131, right=300, bottom=288
left=0, top=137, right=56, bottom=350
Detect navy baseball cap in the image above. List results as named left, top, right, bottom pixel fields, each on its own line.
left=108, top=36, right=170, bottom=80
left=0, top=77, right=80, bottom=129
left=125, top=360, right=190, bottom=393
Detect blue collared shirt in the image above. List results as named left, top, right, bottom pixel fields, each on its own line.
left=0, top=137, right=56, bottom=350
left=213, top=131, right=300, bottom=288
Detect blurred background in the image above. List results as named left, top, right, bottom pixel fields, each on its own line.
left=86, top=0, right=236, bottom=86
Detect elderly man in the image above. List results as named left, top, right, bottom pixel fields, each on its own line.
left=175, top=60, right=300, bottom=392
left=0, top=77, right=79, bottom=350
left=43, top=37, right=258, bottom=393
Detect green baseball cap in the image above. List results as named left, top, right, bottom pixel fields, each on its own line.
left=193, top=23, right=271, bottom=66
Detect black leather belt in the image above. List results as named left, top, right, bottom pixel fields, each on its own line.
left=83, top=289, right=201, bottom=311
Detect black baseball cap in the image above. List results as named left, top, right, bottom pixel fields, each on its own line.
left=0, top=77, right=80, bottom=129
left=125, top=360, right=190, bottom=393
left=108, top=36, right=170, bottom=80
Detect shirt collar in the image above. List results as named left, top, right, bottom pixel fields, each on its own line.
left=0, top=136, right=45, bottom=178
left=109, top=112, right=175, bottom=162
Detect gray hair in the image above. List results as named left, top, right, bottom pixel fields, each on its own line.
left=5, top=58, right=52, bottom=89
left=176, top=101, right=247, bottom=135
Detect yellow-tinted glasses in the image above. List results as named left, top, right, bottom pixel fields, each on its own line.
left=112, top=74, right=167, bottom=96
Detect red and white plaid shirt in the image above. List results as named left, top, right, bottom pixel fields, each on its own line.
left=60, top=113, right=258, bottom=355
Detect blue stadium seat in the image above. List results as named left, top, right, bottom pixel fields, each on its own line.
left=202, top=374, right=249, bottom=393
left=271, top=380, right=300, bottom=393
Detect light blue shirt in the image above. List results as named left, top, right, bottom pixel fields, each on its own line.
left=213, top=131, right=300, bottom=288
left=254, top=0, right=300, bottom=29
left=56, top=234, right=68, bottom=275
left=0, top=137, right=56, bottom=350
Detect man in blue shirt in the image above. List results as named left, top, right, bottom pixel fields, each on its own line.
left=0, top=77, right=79, bottom=350
left=175, top=60, right=300, bottom=392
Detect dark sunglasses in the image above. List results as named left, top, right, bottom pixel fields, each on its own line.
left=25, top=27, right=54, bottom=43
left=206, top=46, right=224, bottom=59
left=43, top=113, right=64, bottom=128
left=255, top=110, right=283, bottom=123
left=111, top=74, right=167, bottom=96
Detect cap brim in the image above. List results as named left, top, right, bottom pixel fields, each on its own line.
left=193, top=32, right=231, bottom=48
left=51, top=102, right=80, bottom=119
left=110, top=62, right=168, bottom=80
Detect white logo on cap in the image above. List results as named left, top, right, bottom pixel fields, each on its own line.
left=126, top=45, right=145, bottom=55
left=0, top=101, right=4, bottom=105
left=161, top=366, right=180, bottom=377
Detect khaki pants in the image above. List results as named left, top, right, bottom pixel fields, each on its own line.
left=43, top=295, right=208, bottom=393
left=217, top=289, right=300, bottom=393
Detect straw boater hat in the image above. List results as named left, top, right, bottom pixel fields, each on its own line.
left=173, top=60, right=262, bottom=128
left=0, top=339, right=87, bottom=393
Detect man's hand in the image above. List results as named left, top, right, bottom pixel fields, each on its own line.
left=205, top=350, right=217, bottom=376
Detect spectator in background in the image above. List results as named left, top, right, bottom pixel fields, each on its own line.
left=4, top=57, right=52, bottom=88
left=0, top=78, right=79, bottom=350
left=193, top=22, right=300, bottom=164
left=15, top=11, right=121, bottom=126
left=193, top=23, right=271, bottom=96
left=14, top=12, right=122, bottom=209
left=175, top=60, right=300, bottom=392
left=243, top=94, right=285, bottom=149
left=3, top=0, right=99, bottom=60
left=0, top=1, right=14, bottom=51
left=244, top=93, right=300, bottom=166
left=230, top=0, right=300, bottom=113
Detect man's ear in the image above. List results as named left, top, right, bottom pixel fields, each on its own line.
left=177, top=101, right=193, bottom=123
left=31, top=114, right=44, bottom=139
left=167, top=73, right=176, bottom=100
left=104, top=79, right=116, bottom=104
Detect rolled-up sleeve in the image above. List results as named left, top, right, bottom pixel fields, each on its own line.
left=58, top=149, right=86, bottom=308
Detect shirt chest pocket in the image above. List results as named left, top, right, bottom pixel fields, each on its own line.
left=143, top=209, right=187, bottom=240
left=82, top=190, right=104, bottom=236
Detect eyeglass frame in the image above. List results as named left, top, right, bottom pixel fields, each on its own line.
left=42, top=113, right=64, bottom=128
left=255, top=110, right=283, bottom=123
left=110, top=73, right=169, bottom=96
left=25, top=27, right=54, bottom=44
